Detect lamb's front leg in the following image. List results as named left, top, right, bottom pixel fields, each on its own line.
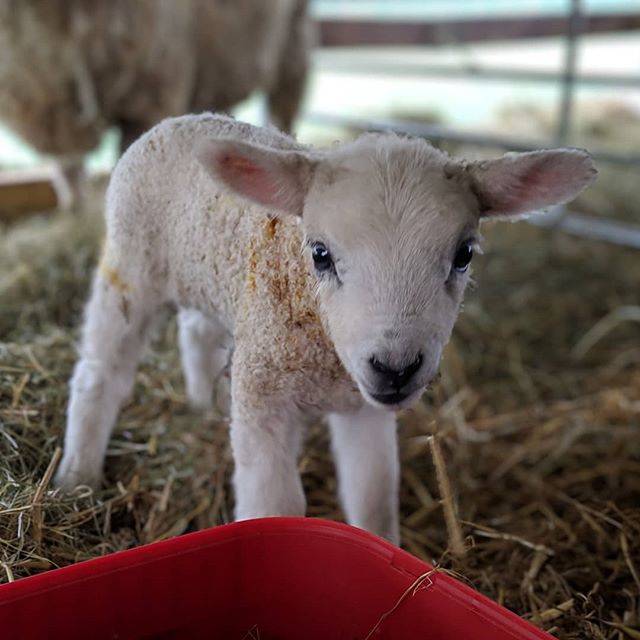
left=328, top=404, right=400, bottom=544
left=230, top=366, right=305, bottom=519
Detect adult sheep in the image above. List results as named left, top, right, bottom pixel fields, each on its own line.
left=0, top=0, right=310, bottom=204
left=54, top=113, right=597, bottom=544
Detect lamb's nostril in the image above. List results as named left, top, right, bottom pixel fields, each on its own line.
left=369, top=352, right=423, bottom=389
left=398, top=353, right=423, bottom=382
left=370, top=356, right=394, bottom=375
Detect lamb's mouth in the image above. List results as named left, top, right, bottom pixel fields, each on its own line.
left=369, top=390, right=409, bottom=405
left=360, top=386, right=424, bottom=410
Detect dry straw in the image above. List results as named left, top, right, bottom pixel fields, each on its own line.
left=363, top=570, right=436, bottom=640
left=428, top=434, right=466, bottom=557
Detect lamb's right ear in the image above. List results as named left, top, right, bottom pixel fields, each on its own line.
left=197, top=138, right=317, bottom=216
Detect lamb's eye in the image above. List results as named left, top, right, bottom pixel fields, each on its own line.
left=311, top=242, right=334, bottom=273
left=453, top=243, right=473, bottom=273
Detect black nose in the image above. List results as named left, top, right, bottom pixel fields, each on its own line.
left=369, top=353, right=423, bottom=390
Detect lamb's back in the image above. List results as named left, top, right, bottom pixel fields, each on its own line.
left=104, top=113, right=308, bottom=327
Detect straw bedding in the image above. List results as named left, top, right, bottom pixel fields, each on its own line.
left=0, top=176, right=638, bottom=639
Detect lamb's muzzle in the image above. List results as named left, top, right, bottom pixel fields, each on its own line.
left=54, top=113, right=597, bottom=546
left=366, top=352, right=424, bottom=406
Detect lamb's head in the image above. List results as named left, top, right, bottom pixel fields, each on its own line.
left=199, top=133, right=596, bottom=410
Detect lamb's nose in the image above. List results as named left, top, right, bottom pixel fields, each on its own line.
left=369, top=353, right=423, bottom=390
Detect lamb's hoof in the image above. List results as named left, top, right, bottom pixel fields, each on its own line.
left=185, top=376, right=215, bottom=412
left=53, top=456, right=101, bottom=492
left=187, top=391, right=214, bottom=413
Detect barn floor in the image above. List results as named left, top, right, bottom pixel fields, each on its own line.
left=1, top=184, right=639, bottom=639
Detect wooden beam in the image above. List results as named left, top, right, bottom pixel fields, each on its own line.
left=0, top=171, right=58, bottom=222
left=317, top=14, right=640, bottom=47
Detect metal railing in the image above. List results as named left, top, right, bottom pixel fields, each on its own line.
left=310, top=2, right=640, bottom=248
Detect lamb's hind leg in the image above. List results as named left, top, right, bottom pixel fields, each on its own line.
left=55, top=270, right=157, bottom=489
left=328, top=404, right=400, bottom=544
left=178, top=309, right=230, bottom=412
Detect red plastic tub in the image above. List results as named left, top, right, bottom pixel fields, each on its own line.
left=0, top=518, right=551, bottom=640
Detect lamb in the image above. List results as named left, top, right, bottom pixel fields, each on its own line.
left=0, top=0, right=310, bottom=204
left=54, top=113, right=597, bottom=543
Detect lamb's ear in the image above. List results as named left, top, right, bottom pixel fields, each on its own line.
left=467, top=148, right=597, bottom=219
left=197, top=138, right=317, bottom=216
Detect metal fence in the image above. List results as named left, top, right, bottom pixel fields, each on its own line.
left=309, top=1, right=640, bottom=248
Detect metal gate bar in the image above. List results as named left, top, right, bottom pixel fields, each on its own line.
left=313, top=57, right=640, bottom=89
left=310, top=3, right=640, bottom=248
left=306, top=113, right=640, bottom=168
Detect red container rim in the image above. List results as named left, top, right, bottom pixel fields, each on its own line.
left=0, top=517, right=553, bottom=639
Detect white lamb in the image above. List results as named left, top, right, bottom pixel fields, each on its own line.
left=54, top=113, right=596, bottom=543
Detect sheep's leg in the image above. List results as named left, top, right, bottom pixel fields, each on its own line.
left=55, top=273, right=156, bottom=489
left=178, top=308, right=230, bottom=411
left=328, top=405, right=400, bottom=544
left=230, top=368, right=305, bottom=519
left=267, top=0, right=309, bottom=133
left=52, top=156, right=86, bottom=211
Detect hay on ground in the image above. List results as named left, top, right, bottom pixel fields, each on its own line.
left=0, top=175, right=639, bottom=639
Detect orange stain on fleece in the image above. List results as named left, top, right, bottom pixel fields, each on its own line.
left=265, top=216, right=278, bottom=240
left=246, top=241, right=258, bottom=293
left=246, top=217, right=279, bottom=295
left=98, top=243, right=130, bottom=293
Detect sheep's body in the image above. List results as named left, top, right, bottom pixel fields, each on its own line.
left=55, top=113, right=596, bottom=544
left=0, top=0, right=309, bottom=200
left=102, top=114, right=359, bottom=415
left=58, top=113, right=392, bottom=535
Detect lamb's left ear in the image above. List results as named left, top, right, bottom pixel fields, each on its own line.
left=467, top=148, right=597, bottom=219
left=197, top=138, right=318, bottom=216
